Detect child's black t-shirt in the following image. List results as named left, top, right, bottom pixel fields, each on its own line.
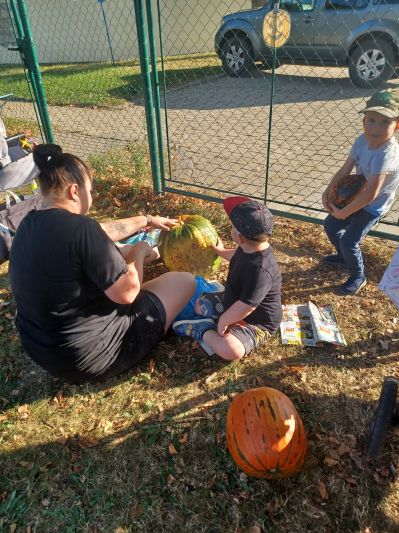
left=223, top=245, right=282, bottom=334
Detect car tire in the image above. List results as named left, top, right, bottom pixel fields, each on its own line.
left=367, top=376, right=398, bottom=460
left=221, top=36, right=254, bottom=77
left=348, top=39, right=395, bottom=88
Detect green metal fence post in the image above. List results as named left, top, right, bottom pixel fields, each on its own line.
left=15, top=0, right=54, bottom=143
left=7, top=0, right=44, bottom=140
left=133, top=0, right=162, bottom=194
left=145, top=0, right=166, bottom=190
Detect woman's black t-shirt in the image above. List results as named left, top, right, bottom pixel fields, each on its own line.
left=9, top=208, right=130, bottom=381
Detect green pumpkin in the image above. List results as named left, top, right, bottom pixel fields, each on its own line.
left=158, top=215, right=221, bottom=277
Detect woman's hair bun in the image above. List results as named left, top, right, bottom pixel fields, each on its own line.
left=33, top=143, right=64, bottom=171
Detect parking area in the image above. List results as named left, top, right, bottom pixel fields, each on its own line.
left=5, top=64, right=399, bottom=232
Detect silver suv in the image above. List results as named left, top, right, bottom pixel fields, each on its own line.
left=215, top=0, right=399, bottom=87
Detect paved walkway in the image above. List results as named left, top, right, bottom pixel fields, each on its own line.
left=5, top=65, right=399, bottom=234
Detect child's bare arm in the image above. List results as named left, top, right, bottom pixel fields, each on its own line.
left=217, top=300, right=256, bottom=336
left=212, top=238, right=236, bottom=262
left=330, top=173, right=387, bottom=219
left=322, top=156, right=355, bottom=212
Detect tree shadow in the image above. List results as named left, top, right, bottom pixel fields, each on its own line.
left=1, top=362, right=398, bottom=532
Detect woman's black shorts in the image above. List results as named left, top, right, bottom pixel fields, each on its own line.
left=101, top=289, right=166, bottom=380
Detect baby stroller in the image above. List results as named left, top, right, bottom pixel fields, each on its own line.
left=0, top=94, right=42, bottom=263
left=0, top=93, right=39, bottom=192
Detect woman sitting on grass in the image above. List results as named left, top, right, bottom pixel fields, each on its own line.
left=9, top=143, right=196, bottom=383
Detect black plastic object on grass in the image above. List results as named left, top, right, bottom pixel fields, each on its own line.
left=367, top=376, right=398, bottom=460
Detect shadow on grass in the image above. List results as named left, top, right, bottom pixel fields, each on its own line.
left=1, top=359, right=398, bottom=532
left=107, top=66, right=223, bottom=103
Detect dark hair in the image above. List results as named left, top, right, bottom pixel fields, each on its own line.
left=240, top=232, right=269, bottom=243
left=33, top=144, right=91, bottom=196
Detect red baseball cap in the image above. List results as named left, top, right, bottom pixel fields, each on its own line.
left=223, top=196, right=274, bottom=239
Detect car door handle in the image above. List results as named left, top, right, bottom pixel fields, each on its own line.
left=304, top=16, right=315, bottom=22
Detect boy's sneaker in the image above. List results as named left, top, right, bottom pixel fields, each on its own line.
left=335, top=275, right=366, bottom=296
left=197, top=291, right=225, bottom=319
left=172, top=318, right=216, bottom=341
left=322, top=254, right=346, bottom=267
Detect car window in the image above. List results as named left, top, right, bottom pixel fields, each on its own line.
left=324, top=0, right=369, bottom=8
left=279, top=0, right=316, bottom=12
left=378, top=0, right=399, bottom=4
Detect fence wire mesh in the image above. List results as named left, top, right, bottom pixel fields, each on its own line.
left=0, top=0, right=43, bottom=142
left=1, top=0, right=399, bottom=238
left=157, top=0, right=399, bottom=237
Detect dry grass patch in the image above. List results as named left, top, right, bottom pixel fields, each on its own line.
left=0, top=147, right=398, bottom=532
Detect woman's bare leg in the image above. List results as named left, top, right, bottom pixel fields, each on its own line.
left=142, top=272, right=196, bottom=331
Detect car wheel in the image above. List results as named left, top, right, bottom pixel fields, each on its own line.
left=221, top=36, right=254, bottom=77
left=348, top=39, right=395, bottom=88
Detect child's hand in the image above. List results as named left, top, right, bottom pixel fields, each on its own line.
left=217, top=315, right=229, bottom=336
left=212, top=238, right=225, bottom=255
left=329, top=205, right=348, bottom=220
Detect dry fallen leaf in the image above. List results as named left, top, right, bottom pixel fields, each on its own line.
left=168, top=443, right=178, bottom=455
left=324, top=457, right=340, bottom=467
left=328, top=435, right=340, bottom=447
left=167, top=473, right=175, bottom=485
left=77, top=436, right=99, bottom=449
left=317, top=481, right=329, bottom=500
left=179, top=433, right=189, bottom=444
left=266, top=498, right=280, bottom=513
left=130, top=502, right=144, bottom=518
left=337, top=444, right=351, bottom=456
left=326, top=448, right=341, bottom=461
left=379, top=339, right=389, bottom=350
left=148, top=358, right=156, bottom=374
left=248, top=525, right=261, bottom=533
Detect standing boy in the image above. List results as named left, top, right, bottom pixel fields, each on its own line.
left=322, top=88, right=399, bottom=296
left=173, top=196, right=282, bottom=361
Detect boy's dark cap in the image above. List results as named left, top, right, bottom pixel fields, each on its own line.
left=359, top=89, right=399, bottom=119
left=223, top=196, right=273, bottom=239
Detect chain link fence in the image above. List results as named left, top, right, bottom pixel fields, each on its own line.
left=1, top=0, right=399, bottom=237
left=0, top=0, right=44, bottom=141
left=157, top=0, right=399, bottom=237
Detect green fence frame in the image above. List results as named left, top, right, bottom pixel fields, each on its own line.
left=6, top=0, right=53, bottom=143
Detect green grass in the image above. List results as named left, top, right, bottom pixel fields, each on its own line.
left=0, top=54, right=221, bottom=108
left=2, top=116, right=41, bottom=137
left=0, top=144, right=399, bottom=532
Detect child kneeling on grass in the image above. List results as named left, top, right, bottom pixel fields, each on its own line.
left=173, top=196, right=282, bottom=361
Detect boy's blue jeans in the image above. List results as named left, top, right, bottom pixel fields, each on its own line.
left=323, top=209, right=380, bottom=277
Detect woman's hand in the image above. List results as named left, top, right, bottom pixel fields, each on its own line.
left=149, top=215, right=178, bottom=231
left=143, top=246, right=160, bottom=265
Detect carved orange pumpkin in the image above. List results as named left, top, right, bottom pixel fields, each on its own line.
left=226, top=387, right=308, bottom=479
